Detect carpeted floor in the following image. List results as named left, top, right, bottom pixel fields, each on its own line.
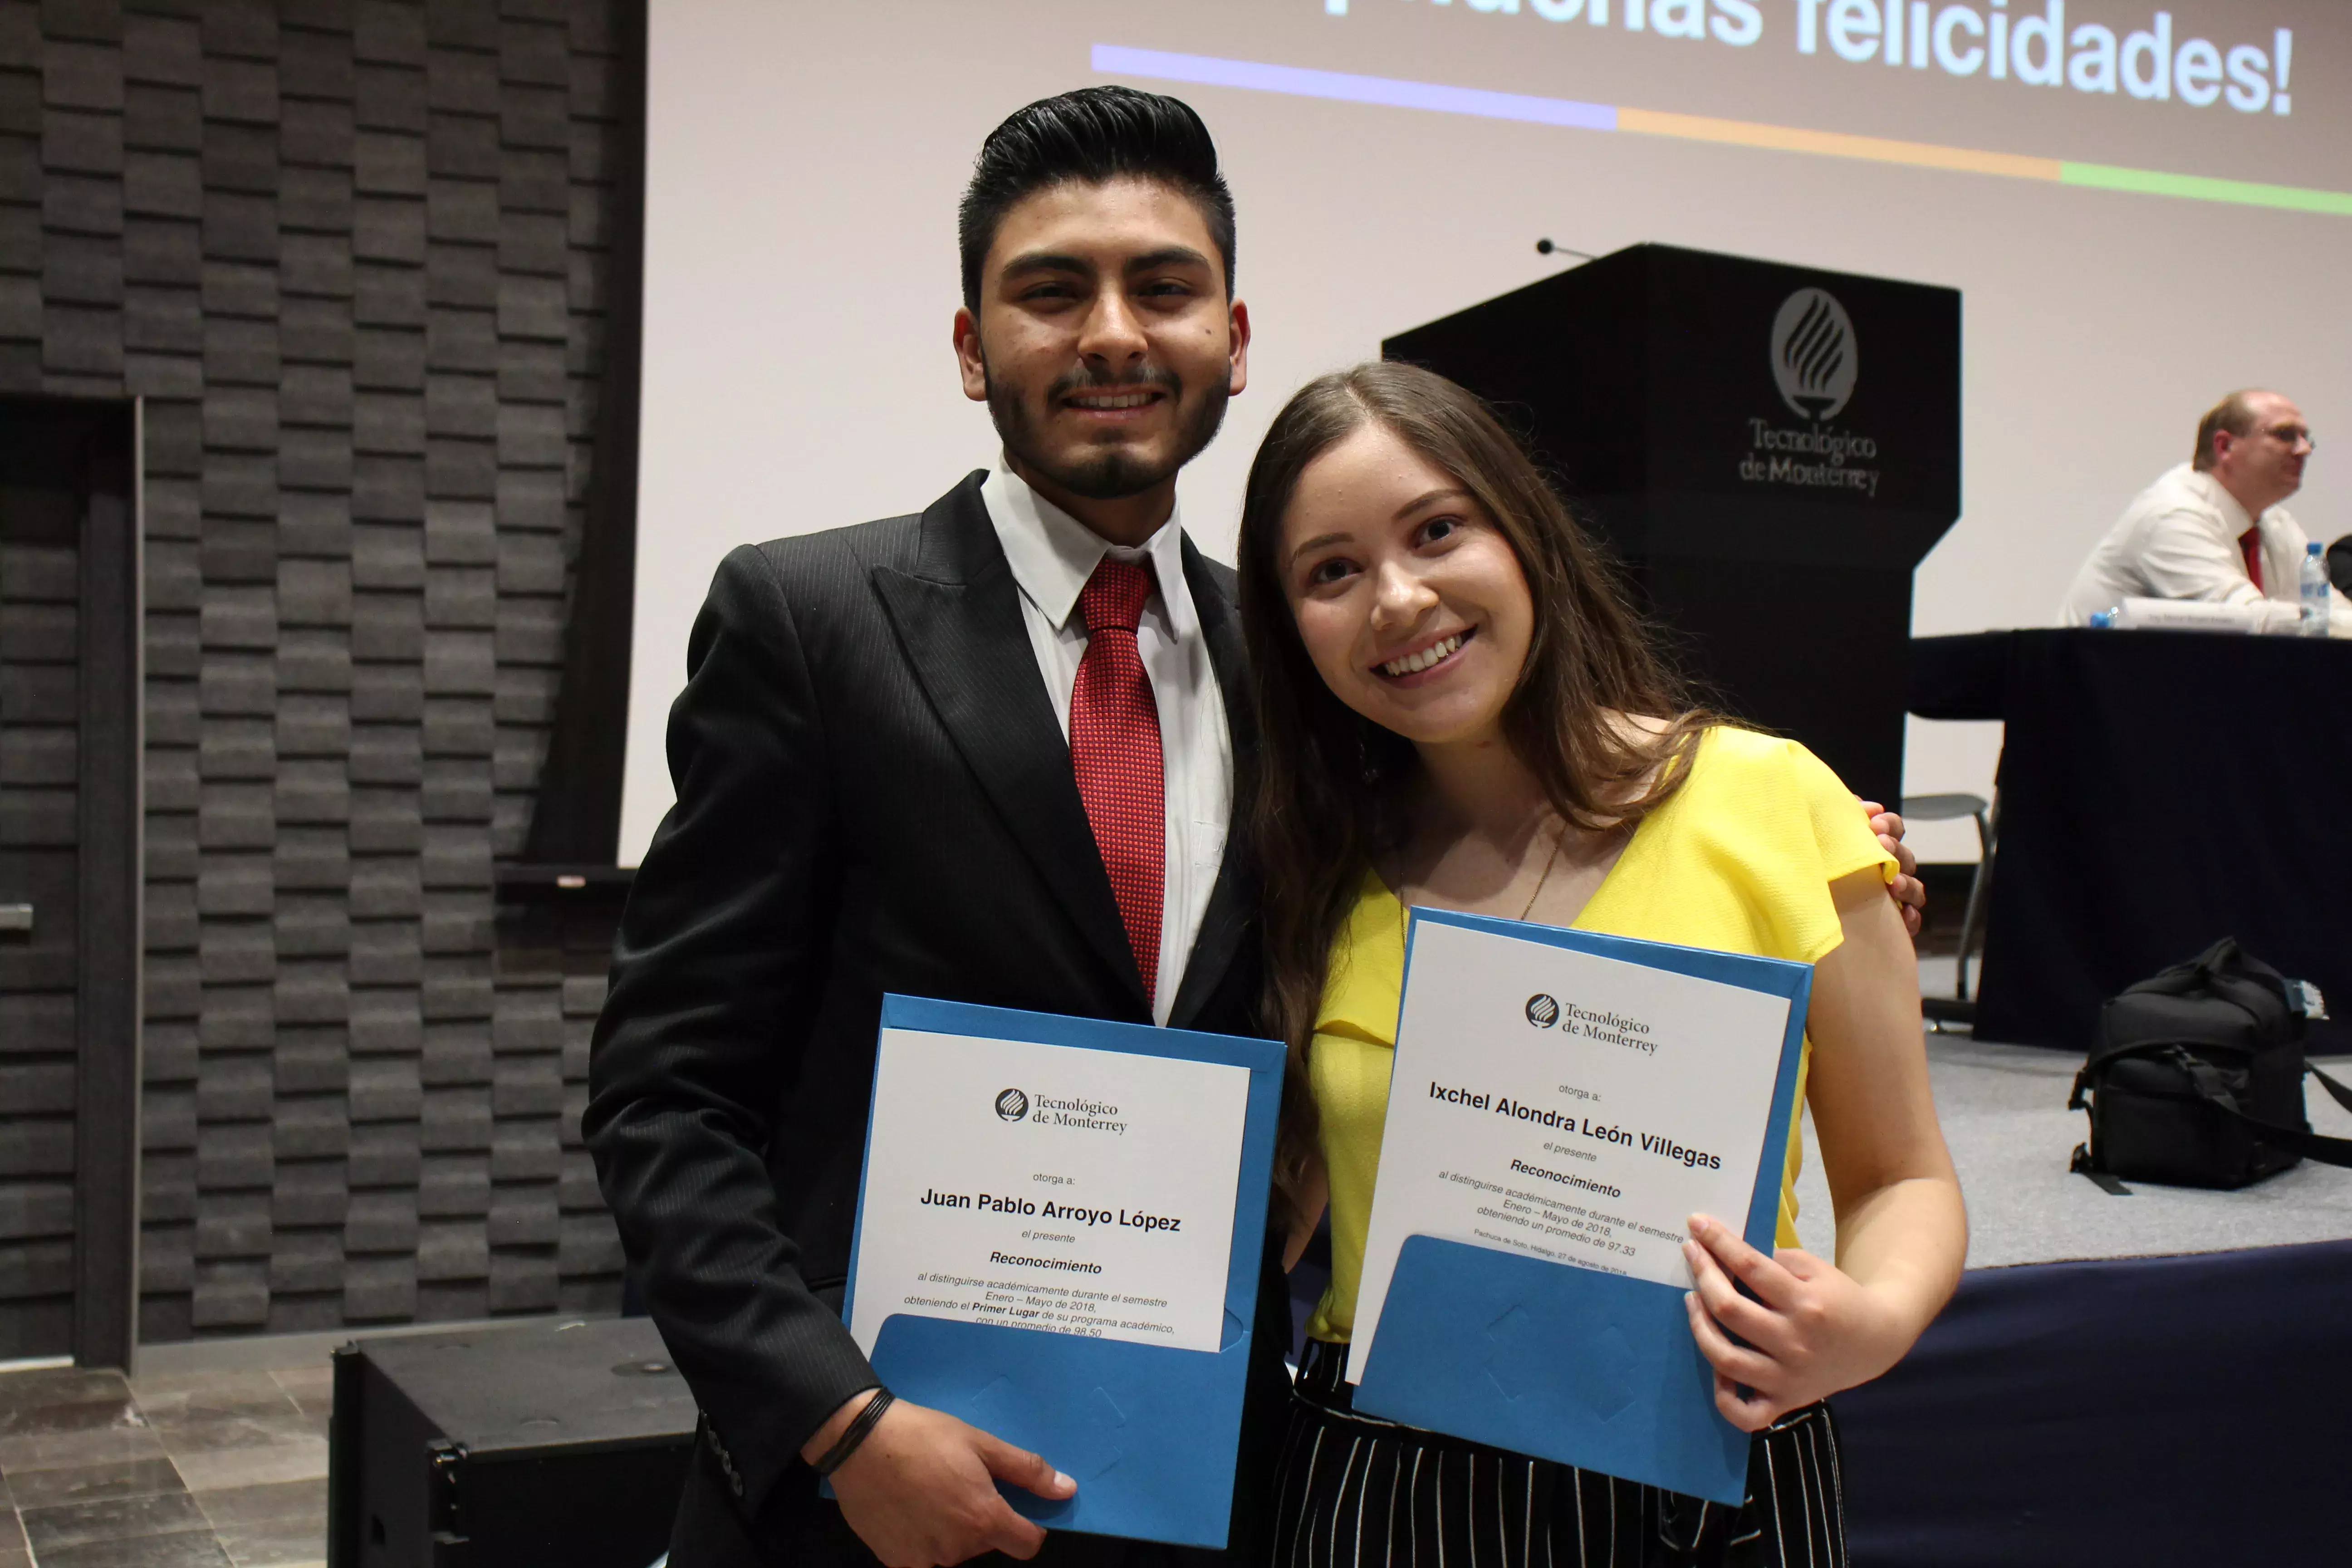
left=1790, top=955, right=2352, bottom=1266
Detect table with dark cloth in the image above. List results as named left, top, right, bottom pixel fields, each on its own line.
left=1908, top=628, right=2352, bottom=1053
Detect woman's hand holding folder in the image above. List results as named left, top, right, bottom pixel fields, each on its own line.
left=1679, top=1216, right=1925, bottom=1433
left=1678, top=868, right=1968, bottom=1432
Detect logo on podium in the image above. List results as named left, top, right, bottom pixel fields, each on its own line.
left=1770, top=288, right=1858, bottom=420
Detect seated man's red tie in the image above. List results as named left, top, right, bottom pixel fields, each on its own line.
left=1070, top=558, right=1164, bottom=1007
left=2240, top=527, right=2265, bottom=593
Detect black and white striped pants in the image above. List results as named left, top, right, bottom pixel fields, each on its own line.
left=1264, top=1340, right=1846, bottom=1568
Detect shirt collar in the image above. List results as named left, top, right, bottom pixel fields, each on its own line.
left=2180, top=463, right=2260, bottom=535
left=980, top=460, right=1198, bottom=639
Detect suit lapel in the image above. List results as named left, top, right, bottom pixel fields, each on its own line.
left=1168, top=539, right=1258, bottom=1033
left=871, top=476, right=1150, bottom=1014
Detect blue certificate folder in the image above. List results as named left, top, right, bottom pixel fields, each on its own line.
left=1352, top=910, right=1812, bottom=1506
left=838, top=994, right=1285, bottom=1548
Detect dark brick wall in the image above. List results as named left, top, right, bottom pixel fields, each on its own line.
left=0, top=0, right=632, bottom=1340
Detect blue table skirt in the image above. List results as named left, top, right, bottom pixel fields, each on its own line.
left=1834, top=1239, right=2352, bottom=1568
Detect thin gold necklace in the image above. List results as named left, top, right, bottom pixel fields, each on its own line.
left=1518, top=823, right=1568, bottom=922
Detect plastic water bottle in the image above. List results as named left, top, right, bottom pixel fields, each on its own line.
left=2300, top=541, right=2331, bottom=637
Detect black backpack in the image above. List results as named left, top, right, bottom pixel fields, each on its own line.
left=2068, top=937, right=2352, bottom=1190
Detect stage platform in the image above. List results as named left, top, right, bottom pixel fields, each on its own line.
left=1820, top=958, right=2352, bottom=1567
left=1788, top=1021, right=2352, bottom=1267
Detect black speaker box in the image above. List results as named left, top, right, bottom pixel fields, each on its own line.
left=327, top=1317, right=696, bottom=1568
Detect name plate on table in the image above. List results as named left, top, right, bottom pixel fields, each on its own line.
left=1351, top=911, right=1811, bottom=1505
left=841, top=995, right=1284, bottom=1548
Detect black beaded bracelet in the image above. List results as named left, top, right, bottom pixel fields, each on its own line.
left=812, top=1387, right=895, bottom=1477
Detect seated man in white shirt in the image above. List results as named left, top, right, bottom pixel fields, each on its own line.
left=2061, top=388, right=2352, bottom=633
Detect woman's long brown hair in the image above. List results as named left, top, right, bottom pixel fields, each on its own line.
left=1236, top=362, right=1712, bottom=1224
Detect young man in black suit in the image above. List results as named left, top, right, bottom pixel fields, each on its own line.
left=586, top=87, right=1921, bottom=1568
left=586, top=90, right=1279, bottom=1568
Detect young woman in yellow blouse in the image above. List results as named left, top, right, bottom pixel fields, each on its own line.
left=1233, top=363, right=1967, bottom=1568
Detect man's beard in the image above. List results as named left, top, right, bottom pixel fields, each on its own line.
left=985, top=359, right=1230, bottom=501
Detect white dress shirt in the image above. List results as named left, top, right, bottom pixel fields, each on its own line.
left=2060, top=461, right=2352, bottom=633
left=980, top=462, right=1233, bottom=1024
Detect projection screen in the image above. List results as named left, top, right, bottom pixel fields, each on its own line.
left=626, top=0, right=2352, bottom=864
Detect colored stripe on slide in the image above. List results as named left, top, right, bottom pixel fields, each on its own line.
left=2057, top=161, right=2352, bottom=216
left=1092, top=44, right=2351, bottom=219
left=1091, top=42, right=1615, bottom=131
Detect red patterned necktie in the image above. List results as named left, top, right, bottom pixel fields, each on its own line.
left=1070, top=557, right=1164, bottom=1007
left=2239, top=526, right=2265, bottom=593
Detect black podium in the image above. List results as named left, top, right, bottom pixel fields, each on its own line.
left=1385, top=244, right=1960, bottom=804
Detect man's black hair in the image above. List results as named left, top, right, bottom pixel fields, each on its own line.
left=958, top=86, right=1236, bottom=314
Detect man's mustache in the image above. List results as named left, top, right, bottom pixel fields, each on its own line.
left=1044, top=365, right=1181, bottom=401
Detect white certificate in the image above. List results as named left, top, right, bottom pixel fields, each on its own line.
left=848, top=1027, right=1251, bottom=1356
left=1351, top=914, right=1800, bottom=1381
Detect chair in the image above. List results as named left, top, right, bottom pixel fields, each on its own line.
left=1899, top=792, right=1997, bottom=1009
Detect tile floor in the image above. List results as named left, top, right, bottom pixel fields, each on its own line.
left=0, top=1362, right=327, bottom=1568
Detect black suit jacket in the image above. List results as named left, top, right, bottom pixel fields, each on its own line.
left=583, top=474, right=1281, bottom=1560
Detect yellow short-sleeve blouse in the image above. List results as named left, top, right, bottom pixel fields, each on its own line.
left=1304, top=725, right=1896, bottom=1344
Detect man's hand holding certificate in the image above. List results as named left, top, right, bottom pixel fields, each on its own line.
left=840, top=996, right=1284, bottom=1549
left=1350, top=909, right=1813, bottom=1505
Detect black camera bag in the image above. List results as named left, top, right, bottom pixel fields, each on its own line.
left=2068, top=937, right=2352, bottom=1189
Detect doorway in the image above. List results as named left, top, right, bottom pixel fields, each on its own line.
left=0, top=396, right=141, bottom=1369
